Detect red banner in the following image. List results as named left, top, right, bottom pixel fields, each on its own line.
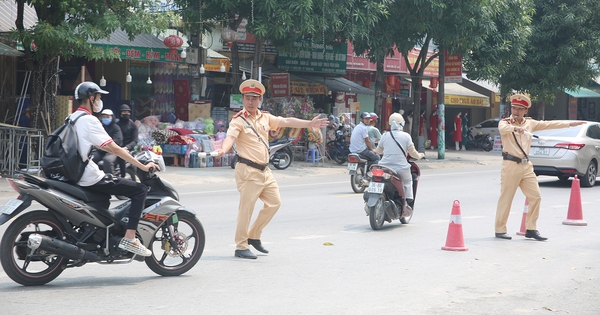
left=270, top=73, right=290, bottom=97
left=444, top=51, right=462, bottom=83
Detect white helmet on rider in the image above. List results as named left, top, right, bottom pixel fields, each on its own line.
left=389, top=113, right=405, bottom=130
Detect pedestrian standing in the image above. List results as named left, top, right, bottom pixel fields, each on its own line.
left=453, top=112, right=462, bottom=150
left=429, top=110, right=440, bottom=149
left=215, top=79, right=329, bottom=259
left=494, top=94, right=585, bottom=241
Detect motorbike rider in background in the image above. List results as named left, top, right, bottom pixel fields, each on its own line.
left=116, top=104, right=139, bottom=178
left=368, top=112, right=382, bottom=148
left=350, top=112, right=380, bottom=165
left=92, top=109, right=123, bottom=175
left=374, top=113, right=424, bottom=210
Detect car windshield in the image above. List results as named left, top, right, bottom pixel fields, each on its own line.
left=534, top=125, right=583, bottom=137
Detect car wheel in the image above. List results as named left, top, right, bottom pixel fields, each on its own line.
left=580, top=161, right=597, bottom=187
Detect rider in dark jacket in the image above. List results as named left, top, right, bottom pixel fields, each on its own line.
left=116, top=104, right=139, bottom=177
left=93, top=109, right=123, bottom=174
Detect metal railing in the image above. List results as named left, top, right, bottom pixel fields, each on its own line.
left=0, top=123, right=45, bottom=178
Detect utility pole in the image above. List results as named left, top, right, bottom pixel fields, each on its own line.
left=438, top=48, right=445, bottom=160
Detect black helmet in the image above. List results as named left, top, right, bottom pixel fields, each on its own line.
left=360, top=112, right=371, bottom=119
left=119, top=104, right=131, bottom=112
left=75, top=82, right=108, bottom=100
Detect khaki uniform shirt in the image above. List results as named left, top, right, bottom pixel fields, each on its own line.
left=227, top=109, right=282, bottom=165
left=498, top=117, right=571, bottom=158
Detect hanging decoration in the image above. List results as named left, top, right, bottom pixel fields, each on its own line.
left=221, top=28, right=237, bottom=43
left=361, top=78, right=370, bottom=88
left=163, top=35, right=184, bottom=54
left=430, top=77, right=439, bottom=89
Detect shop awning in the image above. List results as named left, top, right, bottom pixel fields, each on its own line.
left=565, top=87, right=600, bottom=98
left=0, top=42, right=23, bottom=57
left=422, top=79, right=490, bottom=107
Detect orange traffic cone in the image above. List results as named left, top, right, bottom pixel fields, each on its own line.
left=563, top=175, right=587, bottom=226
left=516, top=198, right=529, bottom=236
left=442, top=200, right=468, bottom=251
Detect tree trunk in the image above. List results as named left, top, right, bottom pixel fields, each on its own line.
left=374, top=60, right=384, bottom=130
left=231, top=42, right=241, bottom=93
left=410, top=77, right=422, bottom=144
left=252, top=38, right=264, bottom=80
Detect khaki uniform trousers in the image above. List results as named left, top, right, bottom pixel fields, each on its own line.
left=234, top=163, right=281, bottom=250
left=495, top=160, right=542, bottom=233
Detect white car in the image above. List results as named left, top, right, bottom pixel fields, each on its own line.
left=529, top=121, right=600, bottom=187
left=469, top=117, right=501, bottom=139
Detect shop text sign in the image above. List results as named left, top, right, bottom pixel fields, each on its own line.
left=290, top=81, right=326, bottom=95
left=270, top=73, right=290, bottom=97
left=444, top=52, right=462, bottom=83
left=444, top=94, right=489, bottom=107
left=277, top=39, right=347, bottom=75
left=93, top=44, right=184, bottom=63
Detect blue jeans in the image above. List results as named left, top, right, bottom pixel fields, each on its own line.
left=359, top=148, right=380, bottom=165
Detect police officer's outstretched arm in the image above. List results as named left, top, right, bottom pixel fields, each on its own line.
left=216, top=135, right=236, bottom=157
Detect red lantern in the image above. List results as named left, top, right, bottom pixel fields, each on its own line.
left=362, top=79, right=370, bottom=88
left=163, top=35, right=184, bottom=53
left=429, top=77, right=438, bottom=89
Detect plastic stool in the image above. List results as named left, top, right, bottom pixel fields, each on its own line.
left=306, top=148, right=320, bottom=163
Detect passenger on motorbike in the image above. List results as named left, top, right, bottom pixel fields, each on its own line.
left=116, top=104, right=139, bottom=178
left=374, top=113, right=424, bottom=209
left=92, top=109, right=122, bottom=175
left=349, top=112, right=380, bottom=164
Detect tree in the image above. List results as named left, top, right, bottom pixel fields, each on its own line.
left=495, top=0, right=600, bottom=119
left=9, top=0, right=175, bottom=131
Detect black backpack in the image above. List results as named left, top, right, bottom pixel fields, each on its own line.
left=41, top=113, right=89, bottom=184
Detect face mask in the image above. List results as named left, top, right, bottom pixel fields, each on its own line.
left=121, top=114, right=130, bottom=121
left=93, top=99, right=103, bottom=113
left=101, top=118, right=112, bottom=125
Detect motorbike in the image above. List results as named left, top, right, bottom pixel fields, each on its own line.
left=95, top=149, right=138, bottom=182
left=466, top=132, right=494, bottom=151
left=326, top=128, right=350, bottom=165
left=0, top=151, right=205, bottom=286
left=230, top=137, right=295, bottom=170
left=363, top=158, right=422, bottom=230
left=347, top=153, right=371, bottom=193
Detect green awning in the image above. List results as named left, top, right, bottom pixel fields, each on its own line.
left=565, top=87, right=600, bottom=98
left=0, top=42, right=23, bottom=57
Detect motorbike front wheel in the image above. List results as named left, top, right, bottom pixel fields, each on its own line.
left=272, top=148, right=293, bottom=170
left=327, top=143, right=346, bottom=164
left=0, top=211, right=68, bottom=286
left=145, top=211, right=205, bottom=276
left=350, top=166, right=367, bottom=193
left=368, top=194, right=387, bottom=230
left=482, top=141, right=493, bottom=152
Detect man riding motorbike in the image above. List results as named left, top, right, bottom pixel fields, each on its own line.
left=349, top=112, right=380, bottom=165
left=374, top=113, right=424, bottom=209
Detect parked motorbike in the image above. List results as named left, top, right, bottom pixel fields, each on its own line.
left=326, top=128, right=350, bottom=164
left=0, top=151, right=205, bottom=286
left=230, top=137, right=295, bottom=170
left=363, top=158, right=422, bottom=230
left=466, top=132, right=493, bottom=151
left=347, top=153, right=371, bottom=193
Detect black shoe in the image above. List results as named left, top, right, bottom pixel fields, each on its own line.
left=495, top=233, right=512, bottom=240
left=234, top=249, right=257, bottom=259
left=525, top=230, right=548, bottom=241
left=248, top=239, right=269, bottom=254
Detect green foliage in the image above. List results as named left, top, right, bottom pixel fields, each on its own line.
left=498, top=0, right=600, bottom=103
left=10, top=0, right=177, bottom=61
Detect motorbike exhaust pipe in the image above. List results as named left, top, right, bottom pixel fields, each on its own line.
left=27, top=234, right=102, bottom=262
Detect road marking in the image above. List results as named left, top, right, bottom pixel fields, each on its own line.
left=290, top=235, right=326, bottom=240
left=333, top=194, right=363, bottom=198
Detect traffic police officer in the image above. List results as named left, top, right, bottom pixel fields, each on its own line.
left=494, top=94, right=585, bottom=241
left=216, top=79, right=329, bottom=259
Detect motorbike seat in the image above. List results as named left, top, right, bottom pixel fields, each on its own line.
left=44, top=178, right=111, bottom=203
left=269, top=137, right=289, bottom=146
left=348, top=153, right=368, bottom=164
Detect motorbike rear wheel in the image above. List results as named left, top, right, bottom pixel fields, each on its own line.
left=0, top=211, right=68, bottom=286
left=272, top=147, right=293, bottom=170
left=368, top=194, right=387, bottom=230
left=350, top=167, right=367, bottom=193
left=145, top=211, right=205, bottom=276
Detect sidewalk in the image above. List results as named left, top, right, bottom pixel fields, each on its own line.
left=0, top=149, right=502, bottom=192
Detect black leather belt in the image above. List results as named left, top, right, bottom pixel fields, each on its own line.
left=237, top=156, right=268, bottom=171
left=502, top=152, right=529, bottom=164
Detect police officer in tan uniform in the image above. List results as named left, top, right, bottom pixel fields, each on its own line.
left=215, top=79, right=329, bottom=259
left=495, top=94, right=585, bottom=241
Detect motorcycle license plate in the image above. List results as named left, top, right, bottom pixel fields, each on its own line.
left=0, top=198, right=23, bottom=215
left=367, top=182, right=384, bottom=194
left=347, top=163, right=358, bottom=171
